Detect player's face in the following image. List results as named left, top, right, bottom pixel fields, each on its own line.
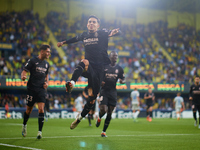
left=87, top=18, right=99, bottom=33
left=195, top=77, right=199, bottom=84
left=110, top=52, right=118, bottom=63
left=148, top=88, right=152, bottom=93
left=43, top=48, right=51, bottom=59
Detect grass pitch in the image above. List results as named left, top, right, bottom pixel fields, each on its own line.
left=0, top=118, right=200, bottom=150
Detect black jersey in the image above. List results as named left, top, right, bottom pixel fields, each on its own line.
left=189, top=84, right=200, bottom=105
left=102, top=64, right=125, bottom=91
left=144, top=92, right=154, bottom=104
left=65, top=29, right=112, bottom=67
left=24, top=57, right=49, bottom=90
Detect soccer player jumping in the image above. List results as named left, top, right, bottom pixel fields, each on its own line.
left=57, top=15, right=120, bottom=129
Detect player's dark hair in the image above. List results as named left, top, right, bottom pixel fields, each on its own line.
left=177, top=92, right=181, bottom=96
left=40, top=44, right=51, bottom=51
left=195, top=75, right=200, bottom=78
left=110, top=51, right=118, bottom=56
left=88, top=15, right=100, bottom=24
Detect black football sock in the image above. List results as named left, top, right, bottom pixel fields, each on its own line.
left=150, top=111, right=152, bottom=118
left=146, top=111, right=149, bottom=117
left=103, top=115, right=111, bottom=132
left=38, top=113, right=44, bottom=131
left=23, top=112, right=30, bottom=125
left=193, top=112, right=197, bottom=121
left=71, top=62, right=85, bottom=82
left=88, top=114, right=91, bottom=125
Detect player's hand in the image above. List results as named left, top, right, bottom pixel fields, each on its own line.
left=189, top=97, right=193, bottom=100
left=101, top=81, right=105, bottom=87
left=119, top=79, right=125, bottom=84
left=57, top=42, right=64, bottom=47
left=43, top=82, right=48, bottom=89
left=21, top=76, right=27, bottom=81
left=109, top=28, right=119, bottom=37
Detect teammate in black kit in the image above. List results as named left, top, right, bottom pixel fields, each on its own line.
left=144, top=87, right=155, bottom=122
left=96, top=51, right=125, bottom=137
left=57, top=15, right=121, bottom=129
left=189, top=76, right=200, bottom=128
left=21, top=44, right=50, bottom=139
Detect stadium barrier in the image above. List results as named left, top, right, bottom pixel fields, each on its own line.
left=0, top=79, right=190, bottom=93
left=0, top=108, right=196, bottom=119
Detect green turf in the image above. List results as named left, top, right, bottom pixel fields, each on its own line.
left=0, top=118, right=200, bottom=150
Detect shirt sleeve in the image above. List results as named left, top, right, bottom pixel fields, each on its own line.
left=65, top=32, right=85, bottom=44
left=46, top=62, right=50, bottom=75
left=24, top=58, right=34, bottom=72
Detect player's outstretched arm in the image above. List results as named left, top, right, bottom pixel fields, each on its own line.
left=57, top=36, right=82, bottom=47
left=21, top=70, right=27, bottom=81
left=109, top=28, right=121, bottom=37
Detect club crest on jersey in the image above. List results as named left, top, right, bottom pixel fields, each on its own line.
left=115, top=69, right=118, bottom=74
left=94, top=32, right=98, bottom=37
left=46, top=63, right=48, bottom=68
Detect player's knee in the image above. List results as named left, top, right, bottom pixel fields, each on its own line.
left=81, top=59, right=89, bottom=70
left=88, top=88, right=94, bottom=97
left=90, top=99, right=95, bottom=104
left=100, top=107, right=106, bottom=114
left=38, top=107, right=44, bottom=113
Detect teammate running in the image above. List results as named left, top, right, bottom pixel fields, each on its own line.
left=21, top=44, right=50, bottom=139
left=189, top=76, right=200, bottom=128
left=96, top=51, right=125, bottom=137
left=57, top=15, right=120, bottom=129
left=144, top=87, right=155, bottom=122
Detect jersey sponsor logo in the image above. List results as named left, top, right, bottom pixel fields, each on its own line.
left=105, top=73, right=117, bottom=79
left=83, top=38, right=99, bottom=46
left=193, top=91, right=200, bottom=94
left=36, top=67, right=47, bottom=74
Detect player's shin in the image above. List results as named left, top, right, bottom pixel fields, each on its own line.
left=71, top=62, right=85, bottom=82
left=103, top=114, right=111, bottom=132
left=38, top=113, right=44, bottom=131
left=23, top=112, right=30, bottom=125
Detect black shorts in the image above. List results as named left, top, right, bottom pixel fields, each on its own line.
left=99, top=89, right=117, bottom=107
left=193, top=104, right=200, bottom=112
left=146, top=102, right=153, bottom=109
left=82, top=64, right=104, bottom=98
left=26, top=89, right=46, bottom=107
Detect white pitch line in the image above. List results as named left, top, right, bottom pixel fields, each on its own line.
left=0, top=143, right=43, bottom=150
left=0, top=133, right=198, bottom=140
left=4, top=123, right=23, bottom=126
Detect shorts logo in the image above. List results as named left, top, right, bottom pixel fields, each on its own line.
left=115, top=69, right=118, bottom=74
